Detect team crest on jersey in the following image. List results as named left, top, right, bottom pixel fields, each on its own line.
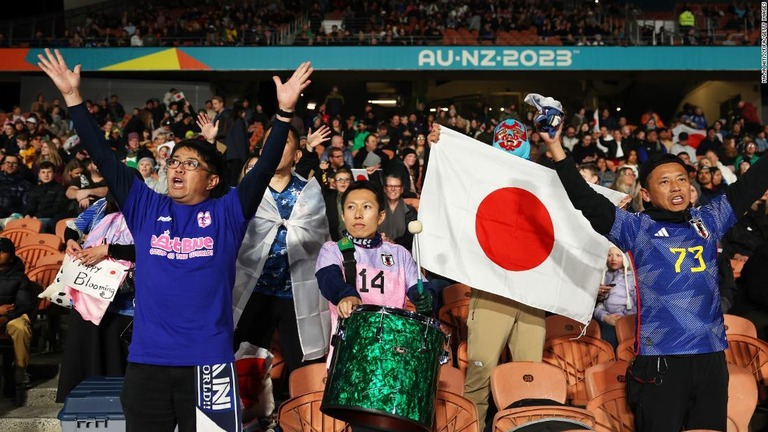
left=197, top=211, right=212, bottom=228
left=689, top=217, right=710, bottom=239
left=381, top=253, right=395, bottom=267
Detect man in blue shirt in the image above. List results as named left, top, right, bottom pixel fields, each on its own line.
left=38, top=48, right=314, bottom=432
left=540, top=117, right=768, bottom=431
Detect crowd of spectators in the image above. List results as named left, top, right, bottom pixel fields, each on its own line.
left=0, top=0, right=759, bottom=48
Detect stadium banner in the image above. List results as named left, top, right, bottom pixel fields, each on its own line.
left=0, top=46, right=758, bottom=72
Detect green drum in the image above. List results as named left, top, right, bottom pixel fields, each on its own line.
left=321, top=305, right=450, bottom=432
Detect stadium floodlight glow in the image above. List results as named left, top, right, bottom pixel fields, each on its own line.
left=500, top=107, right=505, bottom=112
left=429, top=108, right=437, bottom=112
left=441, top=107, right=449, bottom=112
left=368, top=99, right=398, bottom=106
left=307, top=102, right=317, bottom=110
left=616, top=107, right=622, bottom=112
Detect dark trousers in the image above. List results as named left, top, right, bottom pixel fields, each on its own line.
left=234, top=293, right=304, bottom=400
left=121, top=362, right=197, bottom=432
left=626, top=351, right=728, bottom=432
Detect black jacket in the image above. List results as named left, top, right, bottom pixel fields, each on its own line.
left=25, top=180, right=69, bottom=219
left=0, top=258, right=36, bottom=321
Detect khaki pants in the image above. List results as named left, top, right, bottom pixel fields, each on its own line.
left=464, top=289, right=545, bottom=429
left=5, top=314, right=32, bottom=369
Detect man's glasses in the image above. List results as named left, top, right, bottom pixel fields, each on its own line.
left=167, top=158, right=211, bottom=172
left=4, top=161, right=18, bottom=167
left=335, top=178, right=352, bottom=183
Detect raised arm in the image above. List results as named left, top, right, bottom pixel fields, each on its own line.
left=237, top=61, right=314, bottom=219
left=726, top=154, right=768, bottom=215
left=37, top=49, right=135, bottom=207
left=540, top=124, right=616, bottom=235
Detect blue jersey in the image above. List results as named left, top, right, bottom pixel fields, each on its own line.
left=607, top=194, right=737, bottom=355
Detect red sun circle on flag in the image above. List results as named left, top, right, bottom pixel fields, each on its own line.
left=475, top=187, right=555, bottom=271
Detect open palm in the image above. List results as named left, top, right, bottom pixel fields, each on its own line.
left=37, top=49, right=81, bottom=99
left=273, top=61, right=313, bottom=111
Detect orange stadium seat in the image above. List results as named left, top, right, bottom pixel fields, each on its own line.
left=543, top=335, right=615, bottom=406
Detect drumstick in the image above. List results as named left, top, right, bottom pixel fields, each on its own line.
left=408, top=220, right=424, bottom=296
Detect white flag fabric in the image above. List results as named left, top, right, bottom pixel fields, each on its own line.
left=671, top=123, right=706, bottom=147
left=419, top=127, right=614, bottom=324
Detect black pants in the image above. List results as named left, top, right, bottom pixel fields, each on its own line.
left=234, top=293, right=304, bottom=399
left=626, top=351, right=728, bottom=432
left=121, top=362, right=197, bottom=432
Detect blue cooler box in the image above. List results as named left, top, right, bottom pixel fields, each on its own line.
left=58, top=376, right=126, bottom=431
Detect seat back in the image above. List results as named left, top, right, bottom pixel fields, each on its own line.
left=26, top=264, right=62, bottom=288
left=585, top=360, right=630, bottom=400
left=728, top=363, right=758, bottom=432
left=456, top=341, right=468, bottom=373
left=289, top=363, right=328, bottom=398
left=614, top=314, right=636, bottom=343
left=491, top=361, right=568, bottom=409
left=36, top=252, right=65, bottom=267
left=19, top=232, right=63, bottom=250
left=438, top=364, right=465, bottom=396
left=585, top=388, right=634, bottom=432
left=616, top=339, right=635, bottom=362
left=55, top=218, right=73, bottom=242
left=543, top=335, right=616, bottom=406
left=4, top=218, right=42, bottom=232
left=438, top=298, right=470, bottom=344
left=723, top=314, right=758, bottom=339
left=15, top=244, right=61, bottom=272
left=0, top=229, right=35, bottom=248
left=434, top=390, right=479, bottom=432
left=545, top=315, right=601, bottom=341
left=492, top=406, right=596, bottom=432
left=724, top=334, right=768, bottom=402
left=441, top=283, right=471, bottom=306
left=277, top=391, right=351, bottom=432
left=731, top=259, right=745, bottom=279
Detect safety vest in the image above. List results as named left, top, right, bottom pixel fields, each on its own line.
left=679, top=11, right=694, bottom=27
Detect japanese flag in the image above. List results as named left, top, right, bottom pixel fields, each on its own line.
left=419, top=127, right=615, bottom=324
left=671, top=123, right=706, bottom=149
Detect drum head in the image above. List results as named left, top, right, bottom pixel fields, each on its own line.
left=352, top=305, right=446, bottom=335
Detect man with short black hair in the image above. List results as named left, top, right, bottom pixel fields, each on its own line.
left=0, top=155, right=31, bottom=218
left=24, top=161, right=68, bottom=232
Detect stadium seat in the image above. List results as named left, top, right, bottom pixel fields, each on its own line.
left=584, top=360, right=629, bottom=400
left=26, top=263, right=62, bottom=289
left=615, top=339, right=635, bottom=362
left=728, top=363, right=758, bottom=432
left=492, top=405, right=596, bottom=432
left=615, top=314, right=636, bottom=343
left=35, top=253, right=65, bottom=268
left=438, top=298, right=470, bottom=345
left=403, top=198, right=420, bottom=211
left=438, top=364, right=465, bottom=396
left=0, top=229, right=36, bottom=248
left=55, top=218, right=73, bottom=241
left=724, top=314, right=758, bottom=338
left=4, top=218, right=42, bottom=232
left=731, top=259, right=745, bottom=279
left=585, top=388, right=634, bottom=432
left=543, top=335, right=615, bottom=406
left=441, top=283, right=471, bottom=306
left=490, top=361, right=568, bottom=409
left=724, top=334, right=768, bottom=402
left=545, top=315, right=601, bottom=341
left=457, top=341, right=468, bottom=373
left=277, top=390, right=351, bottom=432
left=15, top=244, right=61, bottom=272
left=19, top=233, right=63, bottom=250
left=433, top=390, right=480, bottom=432
left=289, top=363, right=327, bottom=398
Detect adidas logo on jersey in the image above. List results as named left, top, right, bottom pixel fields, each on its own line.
left=654, top=228, right=670, bottom=237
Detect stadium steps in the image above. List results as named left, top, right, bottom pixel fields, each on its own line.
left=0, top=352, right=62, bottom=432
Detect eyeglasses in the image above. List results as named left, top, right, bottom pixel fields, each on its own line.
left=167, top=158, right=211, bottom=172
left=335, top=178, right=352, bottom=183
left=417, top=137, right=425, bottom=140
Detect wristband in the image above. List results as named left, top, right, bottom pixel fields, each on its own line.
left=276, top=108, right=295, bottom=118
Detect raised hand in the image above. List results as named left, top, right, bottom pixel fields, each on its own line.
left=196, top=112, right=219, bottom=142
left=427, top=123, right=441, bottom=145
left=273, top=61, right=313, bottom=113
left=306, top=125, right=331, bottom=150
left=36, top=48, right=83, bottom=106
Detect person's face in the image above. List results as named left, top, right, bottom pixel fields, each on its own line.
left=69, top=166, right=83, bottom=178
left=646, top=131, right=657, bottom=142
left=606, top=247, right=624, bottom=271
left=342, top=189, right=385, bottom=239
left=579, top=169, right=598, bottom=184
left=740, top=161, right=751, bottom=174
left=565, top=127, right=575, bottom=138
left=0, top=251, right=12, bottom=268
left=166, top=147, right=219, bottom=205
left=582, top=135, right=592, bottom=146
left=708, top=129, right=716, bottom=138
left=365, top=135, right=379, bottom=151
left=746, top=142, right=757, bottom=155
left=697, top=167, right=712, bottom=185
left=712, top=170, right=723, bottom=186
left=331, top=135, right=344, bottom=149
left=129, top=137, right=139, bottom=149
left=384, top=178, right=403, bottom=201
left=3, top=156, right=19, bottom=175
left=243, top=156, right=259, bottom=176
left=596, top=158, right=606, bottom=170
left=38, top=167, right=54, bottom=183
left=620, top=168, right=636, bottom=186
left=641, top=163, right=690, bottom=212
left=403, top=153, right=417, bottom=167
left=627, top=150, right=638, bottom=164
left=211, top=99, right=223, bottom=113
left=138, top=160, right=154, bottom=177
left=706, top=151, right=718, bottom=166
left=678, top=153, right=691, bottom=165
left=329, top=149, right=345, bottom=168
left=334, top=173, right=352, bottom=193
left=41, top=143, right=50, bottom=156
left=416, top=135, right=426, bottom=147
left=4, top=125, right=12, bottom=136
